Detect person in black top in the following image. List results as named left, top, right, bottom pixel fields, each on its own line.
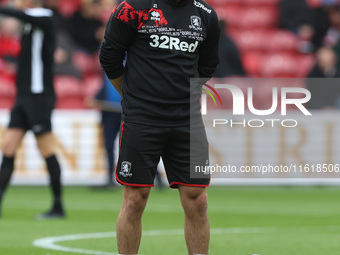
left=68, top=0, right=105, bottom=54
left=100, top=0, right=219, bottom=254
left=307, top=47, right=340, bottom=109
left=0, top=0, right=65, bottom=219
left=214, top=20, right=246, bottom=78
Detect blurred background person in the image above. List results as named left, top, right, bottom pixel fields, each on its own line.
left=214, top=19, right=246, bottom=78
left=0, top=17, right=20, bottom=62
left=323, top=6, right=340, bottom=47
left=53, top=33, right=82, bottom=78
left=44, top=0, right=82, bottom=78
left=279, top=0, right=314, bottom=35
left=307, top=47, right=340, bottom=109
left=309, top=47, right=340, bottom=78
left=0, top=16, right=20, bottom=86
left=279, top=0, right=333, bottom=53
left=68, top=0, right=105, bottom=55
left=87, top=75, right=121, bottom=189
left=0, top=0, right=65, bottom=219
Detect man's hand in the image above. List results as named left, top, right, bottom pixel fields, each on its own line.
left=109, top=76, right=123, bottom=95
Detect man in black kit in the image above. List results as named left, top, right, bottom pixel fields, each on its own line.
left=100, top=0, right=219, bottom=254
left=0, top=0, right=65, bottom=219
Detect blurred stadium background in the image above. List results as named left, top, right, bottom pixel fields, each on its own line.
left=1, top=0, right=340, bottom=185
left=1, top=0, right=340, bottom=254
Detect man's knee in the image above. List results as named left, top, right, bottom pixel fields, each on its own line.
left=191, top=192, right=208, bottom=219
left=1, top=129, right=25, bottom=157
left=1, top=141, right=15, bottom=157
left=37, top=143, right=54, bottom=158
left=122, top=187, right=150, bottom=217
left=1, top=137, right=20, bottom=157
left=36, top=133, right=56, bottom=158
left=182, top=188, right=208, bottom=219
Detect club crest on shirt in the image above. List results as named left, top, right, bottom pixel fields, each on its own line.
left=189, top=16, right=202, bottom=31
left=24, top=24, right=32, bottom=34
left=120, top=161, right=132, bottom=177
left=150, top=10, right=161, bottom=21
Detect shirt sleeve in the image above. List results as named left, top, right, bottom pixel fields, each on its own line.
left=198, top=11, right=220, bottom=78
left=0, top=7, right=53, bottom=31
left=99, top=1, right=138, bottom=79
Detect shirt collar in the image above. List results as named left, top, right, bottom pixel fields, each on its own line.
left=163, top=0, right=191, bottom=7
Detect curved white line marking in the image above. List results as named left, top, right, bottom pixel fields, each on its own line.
left=34, top=232, right=117, bottom=255
left=33, top=227, right=277, bottom=255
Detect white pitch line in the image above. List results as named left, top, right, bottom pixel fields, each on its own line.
left=33, top=232, right=117, bottom=255
left=33, top=227, right=278, bottom=255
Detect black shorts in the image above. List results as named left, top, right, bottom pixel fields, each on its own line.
left=115, top=121, right=210, bottom=188
left=8, top=95, right=55, bottom=136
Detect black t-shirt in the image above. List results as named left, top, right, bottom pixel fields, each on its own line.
left=68, top=11, right=103, bottom=54
left=100, top=0, right=220, bottom=126
left=307, top=66, right=340, bottom=109
left=0, top=7, right=56, bottom=98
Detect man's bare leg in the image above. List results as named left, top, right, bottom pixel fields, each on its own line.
left=0, top=128, right=26, bottom=216
left=117, top=186, right=151, bottom=254
left=36, top=132, right=57, bottom=158
left=1, top=128, right=26, bottom=157
left=179, top=186, right=210, bottom=255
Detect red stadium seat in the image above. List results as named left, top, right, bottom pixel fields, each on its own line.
left=83, top=75, right=103, bottom=98
left=244, top=0, right=281, bottom=5
left=239, top=7, right=278, bottom=28
left=57, top=0, right=82, bottom=18
left=0, top=59, right=17, bottom=81
left=0, top=75, right=16, bottom=109
left=207, top=0, right=242, bottom=8
left=0, top=75, right=16, bottom=97
left=229, top=29, right=268, bottom=52
left=55, top=98, right=85, bottom=109
left=72, top=51, right=93, bottom=75
left=54, top=76, right=84, bottom=109
left=306, top=0, right=322, bottom=8
left=207, top=0, right=281, bottom=8
left=260, top=53, right=299, bottom=78
left=222, top=6, right=278, bottom=28
left=0, top=96, right=14, bottom=109
left=0, top=37, right=21, bottom=60
left=230, top=29, right=298, bottom=53
left=217, top=6, right=242, bottom=25
left=54, top=75, right=82, bottom=97
left=242, top=51, right=264, bottom=77
left=72, top=51, right=102, bottom=76
left=266, top=30, right=299, bottom=52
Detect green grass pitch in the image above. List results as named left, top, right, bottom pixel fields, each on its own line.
left=1, top=186, right=340, bottom=255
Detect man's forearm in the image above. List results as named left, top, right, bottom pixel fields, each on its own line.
left=0, top=7, right=51, bottom=30
left=109, top=76, right=123, bottom=95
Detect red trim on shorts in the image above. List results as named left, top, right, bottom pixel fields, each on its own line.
left=169, top=181, right=210, bottom=188
left=115, top=170, right=154, bottom=187
left=118, top=121, right=125, bottom=155
left=114, top=121, right=154, bottom=188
